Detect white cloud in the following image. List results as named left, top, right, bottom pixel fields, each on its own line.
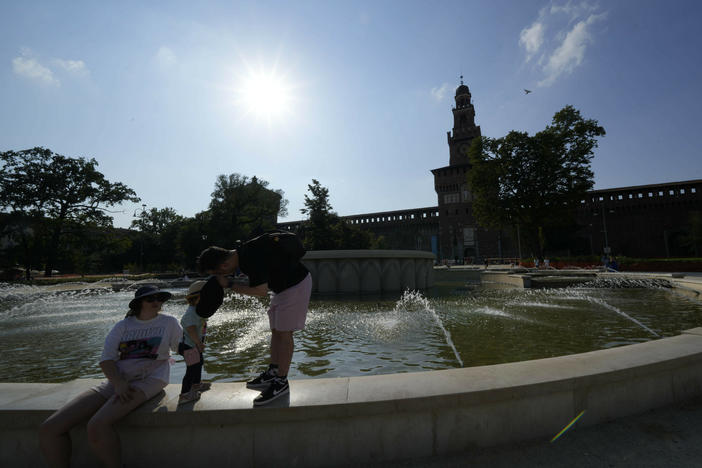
left=539, top=13, right=605, bottom=86
left=53, top=58, right=89, bottom=76
left=12, top=56, right=59, bottom=86
left=430, top=83, right=450, bottom=101
left=550, top=1, right=598, bottom=21
left=519, top=2, right=606, bottom=87
left=156, top=46, right=177, bottom=68
left=519, top=22, right=545, bottom=61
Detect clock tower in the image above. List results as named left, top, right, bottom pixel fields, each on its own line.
left=430, top=77, right=482, bottom=261
left=448, top=76, right=481, bottom=166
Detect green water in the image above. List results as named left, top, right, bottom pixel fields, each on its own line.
left=1, top=282, right=701, bottom=384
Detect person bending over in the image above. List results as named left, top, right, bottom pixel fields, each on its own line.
left=197, top=231, right=311, bottom=406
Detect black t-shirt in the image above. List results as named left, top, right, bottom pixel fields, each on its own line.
left=236, top=234, right=309, bottom=293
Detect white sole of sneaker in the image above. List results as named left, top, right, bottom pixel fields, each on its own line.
left=253, top=387, right=289, bottom=406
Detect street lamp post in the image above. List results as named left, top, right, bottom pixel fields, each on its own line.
left=133, top=203, right=147, bottom=272
left=602, top=208, right=609, bottom=254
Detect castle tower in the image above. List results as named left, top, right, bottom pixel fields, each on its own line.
left=447, top=77, right=481, bottom=166
left=430, top=77, right=482, bottom=262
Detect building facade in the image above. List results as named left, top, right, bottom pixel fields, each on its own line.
left=279, top=81, right=702, bottom=261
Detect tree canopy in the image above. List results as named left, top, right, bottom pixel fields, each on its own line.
left=0, top=147, right=139, bottom=275
left=204, top=173, right=288, bottom=246
left=299, top=179, right=382, bottom=250
left=467, top=105, right=605, bottom=259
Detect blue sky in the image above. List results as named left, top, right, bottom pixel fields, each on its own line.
left=2, top=1, right=701, bottom=229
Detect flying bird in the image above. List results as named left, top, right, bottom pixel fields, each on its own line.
left=524, top=89, right=532, bottom=94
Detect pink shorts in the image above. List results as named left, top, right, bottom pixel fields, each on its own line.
left=92, top=376, right=166, bottom=401
left=268, top=273, right=312, bottom=331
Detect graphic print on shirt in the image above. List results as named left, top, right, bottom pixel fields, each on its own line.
left=118, top=326, right=165, bottom=360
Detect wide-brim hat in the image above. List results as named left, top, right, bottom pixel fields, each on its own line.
left=129, top=285, right=172, bottom=309
left=186, top=280, right=207, bottom=298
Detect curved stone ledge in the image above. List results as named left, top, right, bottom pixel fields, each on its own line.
left=302, top=250, right=435, bottom=294
left=3, top=329, right=702, bottom=467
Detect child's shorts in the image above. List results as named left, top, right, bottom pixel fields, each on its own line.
left=268, top=273, right=312, bottom=331
left=91, top=376, right=166, bottom=401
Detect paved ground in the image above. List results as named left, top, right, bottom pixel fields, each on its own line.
left=358, top=396, right=702, bottom=468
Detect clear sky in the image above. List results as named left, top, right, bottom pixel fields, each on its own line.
left=2, top=1, right=701, bottom=229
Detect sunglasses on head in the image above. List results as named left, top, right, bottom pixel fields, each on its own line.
left=143, top=296, right=163, bottom=303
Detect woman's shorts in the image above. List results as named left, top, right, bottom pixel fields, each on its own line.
left=91, top=376, right=166, bottom=401
left=268, top=273, right=312, bottom=331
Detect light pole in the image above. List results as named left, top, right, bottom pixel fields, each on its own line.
left=133, top=203, right=147, bottom=272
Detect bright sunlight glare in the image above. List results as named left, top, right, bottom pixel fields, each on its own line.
left=235, top=69, right=295, bottom=123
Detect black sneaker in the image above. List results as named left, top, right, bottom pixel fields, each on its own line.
left=246, top=369, right=277, bottom=390
left=253, top=378, right=289, bottom=406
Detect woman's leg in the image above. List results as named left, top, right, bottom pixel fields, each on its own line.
left=86, top=389, right=149, bottom=468
left=39, top=389, right=108, bottom=468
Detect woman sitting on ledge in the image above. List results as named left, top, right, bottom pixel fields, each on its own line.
left=39, top=285, right=182, bottom=468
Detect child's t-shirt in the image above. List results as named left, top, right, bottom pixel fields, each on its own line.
left=100, top=313, right=182, bottom=383
left=180, top=305, right=207, bottom=348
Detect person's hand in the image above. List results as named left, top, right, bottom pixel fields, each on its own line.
left=113, top=379, right=136, bottom=404
left=195, top=341, right=205, bottom=353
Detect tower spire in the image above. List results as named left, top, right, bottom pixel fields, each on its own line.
left=460, top=75, right=464, bottom=85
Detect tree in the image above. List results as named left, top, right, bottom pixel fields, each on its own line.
left=205, top=174, right=288, bottom=245
left=300, top=179, right=382, bottom=250
left=0, top=147, right=139, bottom=276
left=131, top=207, right=185, bottom=271
left=300, top=179, right=337, bottom=250
left=681, top=211, right=702, bottom=257
left=468, top=105, right=605, bottom=259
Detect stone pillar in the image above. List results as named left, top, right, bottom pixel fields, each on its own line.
left=360, top=259, right=382, bottom=294
left=317, top=260, right=338, bottom=294
left=338, top=260, right=360, bottom=294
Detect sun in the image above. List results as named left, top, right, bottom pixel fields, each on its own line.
left=234, top=67, right=296, bottom=123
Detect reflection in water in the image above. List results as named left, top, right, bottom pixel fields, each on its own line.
left=1, top=282, right=701, bottom=383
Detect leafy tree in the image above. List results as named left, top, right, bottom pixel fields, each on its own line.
left=300, top=179, right=337, bottom=250
left=0, top=147, right=139, bottom=276
left=468, top=105, right=605, bottom=259
left=131, top=207, right=185, bottom=271
left=176, top=213, right=212, bottom=270
left=681, top=211, right=702, bottom=256
left=205, top=174, right=288, bottom=245
left=300, top=179, right=382, bottom=250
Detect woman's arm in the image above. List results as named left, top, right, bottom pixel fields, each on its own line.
left=99, top=360, right=134, bottom=404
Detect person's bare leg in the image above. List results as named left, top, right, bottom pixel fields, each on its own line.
left=86, top=389, right=149, bottom=468
left=39, top=390, right=107, bottom=468
left=271, top=329, right=294, bottom=376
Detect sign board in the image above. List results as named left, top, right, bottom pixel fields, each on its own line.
left=463, top=227, right=475, bottom=246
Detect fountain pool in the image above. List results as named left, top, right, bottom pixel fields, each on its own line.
left=1, top=281, right=701, bottom=384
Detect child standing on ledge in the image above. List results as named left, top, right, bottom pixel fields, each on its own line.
left=178, top=280, right=211, bottom=405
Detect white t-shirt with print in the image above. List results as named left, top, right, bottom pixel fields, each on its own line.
left=100, top=313, right=182, bottom=383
